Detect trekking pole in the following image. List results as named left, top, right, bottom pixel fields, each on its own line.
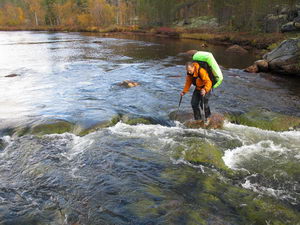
left=201, top=95, right=206, bottom=123
left=177, top=95, right=183, bottom=114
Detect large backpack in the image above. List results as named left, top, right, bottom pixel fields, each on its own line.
left=192, top=51, right=223, bottom=89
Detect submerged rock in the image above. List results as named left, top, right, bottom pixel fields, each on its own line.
left=161, top=169, right=300, bottom=225
left=176, top=140, right=228, bottom=171
left=117, top=80, right=140, bottom=88
left=225, top=45, right=248, bottom=55
left=13, top=120, right=75, bottom=137
left=79, top=115, right=153, bottom=136
left=226, top=109, right=300, bottom=131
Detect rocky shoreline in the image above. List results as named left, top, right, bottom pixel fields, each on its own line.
left=245, top=38, right=300, bottom=76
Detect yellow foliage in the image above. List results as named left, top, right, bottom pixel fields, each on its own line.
left=0, top=3, right=25, bottom=26
left=77, top=14, right=92, bottom=27
left=88, top=0, right=115, bottom=27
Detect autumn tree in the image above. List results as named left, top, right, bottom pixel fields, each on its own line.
left=23, top=0, right=44, bottom=26
left=0, top=2, right=25, bottom=26
left=88, top=0, right=115, bottom=27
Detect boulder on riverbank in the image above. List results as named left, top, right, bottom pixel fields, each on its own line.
left=225, top=45, right=248, bottom=55
left=244, top=59, right=269, bottom=73
left=245, top=38, right=300, bottom=75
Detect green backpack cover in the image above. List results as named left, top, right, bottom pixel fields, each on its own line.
left=192, top=51, right=223, bottom=89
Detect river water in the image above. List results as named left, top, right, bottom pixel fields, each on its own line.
left=0, top=31, right=299, bottom=225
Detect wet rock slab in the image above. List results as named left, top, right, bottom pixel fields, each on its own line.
left=226, top=109, right=300, bottom=131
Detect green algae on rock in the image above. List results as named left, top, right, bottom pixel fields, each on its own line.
left=12, top=120, right=75, bottom=137
left=226, top=109, right=300, bottom=131
left=172, top=139, right=228, bottom=171
left=160, top=168, right=300, bottom=225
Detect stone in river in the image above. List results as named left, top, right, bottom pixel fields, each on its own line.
left=225, top=45, right=248, bottom=55
left=117, top=80, right=140, bottom=88
left=5, top=74, right=19, bottom=78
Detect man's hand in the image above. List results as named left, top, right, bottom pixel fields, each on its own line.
left=201, top=89, right=206, bottom=96
left=180, top=92, right=185, bottom=96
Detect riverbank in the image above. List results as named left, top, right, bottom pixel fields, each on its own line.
left=0, top=25, right=295, bottom=51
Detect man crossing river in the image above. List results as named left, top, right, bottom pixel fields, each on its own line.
left=180, top=61, right=212, bottom=121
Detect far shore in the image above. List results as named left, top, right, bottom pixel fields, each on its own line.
left=0, top=25, right=293, bottom=52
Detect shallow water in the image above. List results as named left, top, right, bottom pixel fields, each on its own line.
left=0, top=31, right=300, bottom=224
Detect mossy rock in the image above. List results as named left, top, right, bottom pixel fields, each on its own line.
left=128, top=199, right=160, bottom=218
left=12, top=120, right=75, bottom=137
left=78, top=121, right=113, bottom=136
left=226, top=109, right=300, bottom=131
left=161, top=168, right=300, bottom=224
left=30, top=121, right=75, bottom=135
left=173, top=139, right=228, bottom=171
left=79, top=115, right=152, bottom=136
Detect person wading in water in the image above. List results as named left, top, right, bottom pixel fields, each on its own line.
left=180, top=62, right=212, bottom=121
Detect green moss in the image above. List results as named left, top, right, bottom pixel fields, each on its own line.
left=146, top=186, right=165, bottom=198
left=186, top=143, right=226, bottom=169
left=160, top=168, right=300, bottom=225
left=128, top=199, right=160, bottom=218
left=173, top=139, right=228, bottom=171
left=125, top=118, right=152, bottom=125
left=12, top=121, right=75, bottom=137
left=267, top=42, right=280, bottom=50
left=78, top=121, right=112, bottom=136
left=187, top=210, right=207, bottom=225
left=30, top=121, right=74, bottom=135
left=238, top=198, right=300, bottom=225
left=13, top=126, right=31, bottom=137
left=226, top=110, right=300, bottom=131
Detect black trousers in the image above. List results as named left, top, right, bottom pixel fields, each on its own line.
left=191, top=89, right=211, bottom=120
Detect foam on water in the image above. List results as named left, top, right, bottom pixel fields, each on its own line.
left=222, top=122, right=300, bottom=169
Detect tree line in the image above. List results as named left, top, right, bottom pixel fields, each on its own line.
left=0, top=0, right=299, bottom=32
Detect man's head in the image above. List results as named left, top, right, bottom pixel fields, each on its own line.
left=186, top=62, right=195, bottom=75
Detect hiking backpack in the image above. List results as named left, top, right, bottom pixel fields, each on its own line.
left=192, top=51, right=223, bottom=89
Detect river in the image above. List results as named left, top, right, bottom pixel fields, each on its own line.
left=0, top=31, right=299, bottom=225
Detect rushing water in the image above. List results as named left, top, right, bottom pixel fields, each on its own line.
left=0, top=31, right=300, bottom=225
